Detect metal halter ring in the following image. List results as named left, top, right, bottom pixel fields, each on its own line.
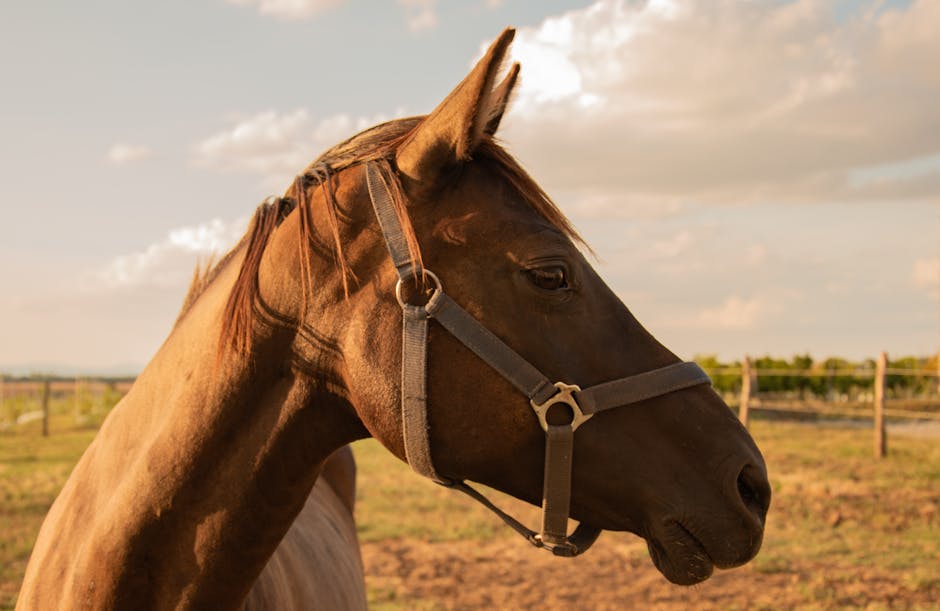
left=395, top=268, right=443, bottom=309
left=529, top=382, right=592, bottom=432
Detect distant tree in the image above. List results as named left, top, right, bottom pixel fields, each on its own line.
left=694, top=355, right=739, bottom=394
left=790, top=354, right=814, bottom=398
left=754, top=355, right=792, bottom=393
left=694, top=353, right=938, bottom=400
left=887, top=355, right=931, bottom=396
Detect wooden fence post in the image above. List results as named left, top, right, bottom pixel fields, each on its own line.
left=873, top=351, right=887, bottom=458
left=739, top=355, right=752, bottom=428
left=41, top=378, right=51, bottom=437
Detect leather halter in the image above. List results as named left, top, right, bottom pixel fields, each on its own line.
left=365, top=163, right=712, bottom=556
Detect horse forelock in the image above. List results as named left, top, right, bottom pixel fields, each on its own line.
left=183, top=116, right=582, bottom=357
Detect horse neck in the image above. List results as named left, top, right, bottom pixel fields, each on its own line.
left=18, top=246, right=365, bottom=610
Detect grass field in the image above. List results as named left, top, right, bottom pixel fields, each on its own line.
left=1, top=407, right=938, bottom=609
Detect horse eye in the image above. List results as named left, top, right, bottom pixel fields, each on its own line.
left=527, top=266, right=568, bottom=291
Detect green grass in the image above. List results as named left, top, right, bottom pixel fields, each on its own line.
left=352, top=438, right=527, bottom=544
left=743, top=420, right=940, bottom=608
left=0, top=423, right=99, bottom=608
left=1, top=414, right=938, bottom=608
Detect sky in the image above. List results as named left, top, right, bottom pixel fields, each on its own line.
left=1, top=0, right=937, bottom=374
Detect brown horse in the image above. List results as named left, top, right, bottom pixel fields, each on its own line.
left=17, top=28, right=769, bottom=609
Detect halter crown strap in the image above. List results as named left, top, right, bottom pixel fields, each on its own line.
left=367, top=165, right=444, bottom=482
left=366, top=163, right=417, bottom=279
left=364, top=162, right=712, bottom=556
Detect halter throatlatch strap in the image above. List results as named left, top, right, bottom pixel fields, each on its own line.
left=365, top=162, right=712, bottom=557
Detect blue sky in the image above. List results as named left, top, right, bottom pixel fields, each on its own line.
left=1, top=0, right=938, bottom=373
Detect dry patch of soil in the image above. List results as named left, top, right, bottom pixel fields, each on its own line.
left=357, top=420, right=940, bottom=610
left=362, top=535, right=938, bottom=610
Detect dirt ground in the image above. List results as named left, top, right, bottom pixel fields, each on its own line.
left=2, top=419, right=937, bottom=609
left=361, top=535, right=938, bottom=610
left=355, top=420, right=940, bottom=610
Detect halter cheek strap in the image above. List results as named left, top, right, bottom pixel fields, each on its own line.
left=365, top=162, right=712, bottom=556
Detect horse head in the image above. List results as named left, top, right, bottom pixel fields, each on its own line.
left=244, top=28, right=769, bottom=586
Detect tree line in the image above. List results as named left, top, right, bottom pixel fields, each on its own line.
left=694, top=354, right=937, bottom=399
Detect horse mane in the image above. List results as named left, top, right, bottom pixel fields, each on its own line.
left=183, top=116, right=583, bottom=356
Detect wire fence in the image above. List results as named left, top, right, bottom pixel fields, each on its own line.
left=2, top=352, right=938, bottom=455
left=0, top=376, right=133, bottom=434
left=702, top=360, right=940, bottom=420
left=704, top=352, right=940, bottom=457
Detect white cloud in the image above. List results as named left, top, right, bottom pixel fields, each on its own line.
left=744, top=243, right=768, bottom=266
left=398, top=0, right=438, bottom=31
left=227, top=0, right=438, bottom=29
left=226, top=0, right=343, bottom=20
left=194, top=109, right=312, bottom=183
left=913, top=257, right=938, bottom=291
left=192, top=109, right=400, bottom=188
left=696, top=296, right=769, bottom=330
left=543, top=190, right=687, bottom=221
left=652, top=230, right=692, bottom=257
left=91, top=218, right=248, bottom=290
left=106, top=143, right=153, bottom=165
left=495, top=0, right=940, bottom=209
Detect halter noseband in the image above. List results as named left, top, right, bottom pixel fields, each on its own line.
left=365, top=162, right=711, bottom=556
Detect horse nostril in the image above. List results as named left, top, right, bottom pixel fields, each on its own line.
left=736, top=464, right=771, bottom=521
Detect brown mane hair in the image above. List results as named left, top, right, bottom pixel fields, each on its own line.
left=205, top=116, right=583, bottom=356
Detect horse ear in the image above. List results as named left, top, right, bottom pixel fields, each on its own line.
left=484, top=62, right=520, bottom=136
left=396, top=28, right=516, bottom=188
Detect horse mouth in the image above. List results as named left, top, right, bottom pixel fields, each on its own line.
left=645, top=522, right=715, bottom=586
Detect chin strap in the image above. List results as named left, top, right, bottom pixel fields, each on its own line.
left=444, top=479, right=603, bottom=557
left=365, top=162, right=711, bottom=556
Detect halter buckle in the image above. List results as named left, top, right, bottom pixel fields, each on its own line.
left=533, top=533, right=580, bottom=556
left=530, top=382, right=591, bottom=432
